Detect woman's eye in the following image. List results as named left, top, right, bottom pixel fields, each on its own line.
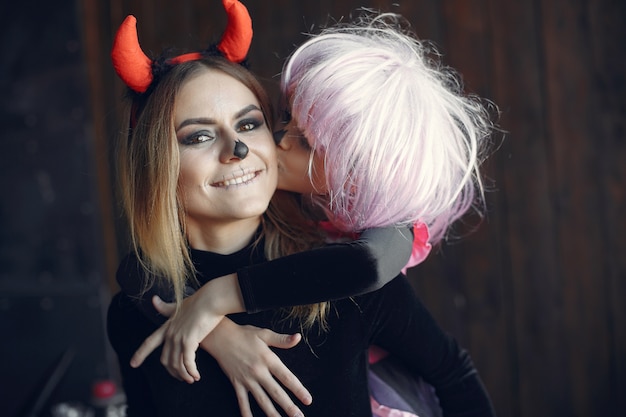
left=180, top=131, right=215, bottom=145
left=239, top=122, right=256, bottom=132
left=237, top=118, right=262, bottom=133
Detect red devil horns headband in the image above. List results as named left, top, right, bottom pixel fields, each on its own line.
left=111, top=0, right=253, bottom=93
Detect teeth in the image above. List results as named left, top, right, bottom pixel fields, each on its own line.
left=215, top=172, right=256, bottom=187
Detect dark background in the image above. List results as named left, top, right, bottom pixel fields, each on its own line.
left=1, top=1, right=624, bottom=416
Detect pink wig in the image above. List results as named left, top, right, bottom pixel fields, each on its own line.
left=281, top=13, right=495, bottom=243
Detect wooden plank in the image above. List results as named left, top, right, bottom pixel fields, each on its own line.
left=540, top=0, right=613, bottom=415
left=423, top=1, right=512, bottom=416
left=485, top=0, right=570, bottom=415
left=586, top=0, right=626, bottom=415
left=245, top=0, right=315, bottom=98
left=78, top=0, right=120, bottom=292
left=441, top=0, right=493, bottom=97
left=397, top=0, right=446, bottom=45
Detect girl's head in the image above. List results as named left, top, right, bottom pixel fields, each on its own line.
left=279, top=13, right=495, bottom=243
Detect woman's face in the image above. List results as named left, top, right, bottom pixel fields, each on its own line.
left=275, top=114, right=327, bottom=194
left=175, top=69, right=277, bottom=232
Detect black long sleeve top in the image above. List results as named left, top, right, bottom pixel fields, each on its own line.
left=107, top=240, right=496, bottom=417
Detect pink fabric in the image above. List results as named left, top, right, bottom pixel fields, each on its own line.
left=369, top=345, right=390, bottom=364
left=401, top=222, right=432, bottom=275
left=370, top=397, right=421, bottom=417
left=318, top=220, right=358, bottom=241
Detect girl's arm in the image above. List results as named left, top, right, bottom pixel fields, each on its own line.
left=116, top=225, right=415, bottom=318
left=237, top=225, right=415, bottom=312
left=125, top=224, right=415, bottom=371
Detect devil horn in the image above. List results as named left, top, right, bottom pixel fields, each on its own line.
left=111, top=15, right=153, bottom=93
left=217, top=0, right=253, bottom=63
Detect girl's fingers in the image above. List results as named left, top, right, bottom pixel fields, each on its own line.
left=261, top=330, right=302, bottom=349
left=130, top=326, right=166, bottom=368
left=182, top=345, right=201, bottom=381
left=234, top=383, right=254, bottom=417
left=259, top=330, right=312, bottom=405
left=152, top=295, right=176, bottom=317
left=247, top=379, right=284, bottom=417
left=269, top=362, right=312, bottom=406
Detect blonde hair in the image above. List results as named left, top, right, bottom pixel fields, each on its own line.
left=117, top=62, right=190, bottom=306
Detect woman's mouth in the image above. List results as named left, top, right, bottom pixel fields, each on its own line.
left=211, top=170, right=259, bottom=188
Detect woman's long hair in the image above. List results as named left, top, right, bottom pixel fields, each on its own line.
left=117, top=56, right=327, bottom=326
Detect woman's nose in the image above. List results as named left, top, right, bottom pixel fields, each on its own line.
left=233, top=140, right=249, bottom=159
left=219, top=132, right=248, bottom=163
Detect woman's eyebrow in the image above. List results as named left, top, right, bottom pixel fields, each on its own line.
left=235, top=104, right=262, bottom=118
left=176, top=105, right=262, bottom=131
left=176, top=117, right=215, bottom=131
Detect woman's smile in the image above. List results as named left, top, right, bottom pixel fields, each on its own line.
left=210, top=168, right=262, bottom=188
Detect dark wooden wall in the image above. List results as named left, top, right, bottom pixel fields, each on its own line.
left=0, top=0, right=116, bottom=416
left=1, top=0, right=622, bottom=416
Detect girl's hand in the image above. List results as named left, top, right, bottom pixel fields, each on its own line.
left=203, top=319, right=312, bottom=417
left=130, top=273, right=245, bottom=382
left=130, top=293, right=224, bottom=383
left=141, top=296, right=313, bottom=417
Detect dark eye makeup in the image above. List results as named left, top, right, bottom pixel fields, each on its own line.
left=179, top=130, right=216, bottom=145
left=237, top=117, right=263, bottom=133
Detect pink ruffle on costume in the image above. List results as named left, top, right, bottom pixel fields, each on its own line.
left=371, top=397, right=420, bottom=417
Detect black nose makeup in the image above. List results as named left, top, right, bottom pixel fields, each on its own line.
left=233, top=139, right=249, bottom=159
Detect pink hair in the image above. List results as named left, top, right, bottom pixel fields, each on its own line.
left=281, top=13, right=495, bottom=243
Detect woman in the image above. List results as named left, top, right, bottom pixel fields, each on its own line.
left=108, top=3, right=496, bottom=416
